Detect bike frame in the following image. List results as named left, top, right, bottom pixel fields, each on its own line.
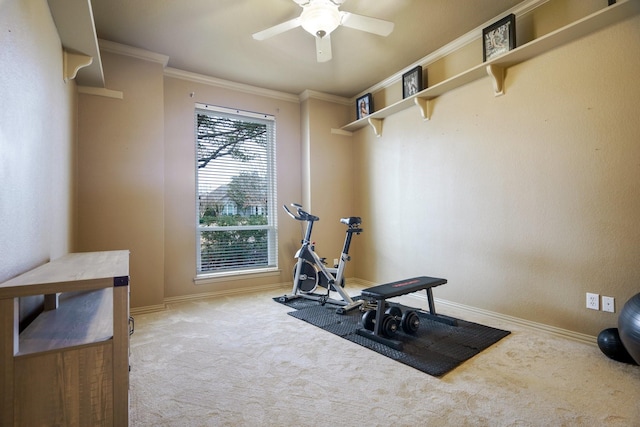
left=283, top=204, right=363, bottom=313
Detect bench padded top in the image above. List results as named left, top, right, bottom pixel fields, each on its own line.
left=360, top=276, right=447, bottom=299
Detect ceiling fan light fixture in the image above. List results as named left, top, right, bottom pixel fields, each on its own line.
left=253, top=0, right=393, bottom=63
left=300, top=0, right=341, bottom=37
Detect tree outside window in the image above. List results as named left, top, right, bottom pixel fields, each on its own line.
left=195, top=105, right=277, bottom=274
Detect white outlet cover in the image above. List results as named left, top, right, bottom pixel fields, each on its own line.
left=602, top=296, right=615, bottom=313
left=586, top=292, right=599, bottom=310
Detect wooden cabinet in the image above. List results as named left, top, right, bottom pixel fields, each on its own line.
left=0, top=251, right=130, bottom=426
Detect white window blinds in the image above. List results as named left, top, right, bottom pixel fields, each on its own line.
left=195, top=104, right=277, bottom=274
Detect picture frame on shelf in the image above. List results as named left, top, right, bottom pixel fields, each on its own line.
left=356, top=93, right=373, bottom=120
left=482, top=14, right=516, bottom=62
left=402, top=66, right=423, bottom=99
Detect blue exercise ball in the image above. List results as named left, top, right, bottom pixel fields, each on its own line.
left=618, top=292, right=640, bottom=365
left=597, top=328, right=637, bottom=365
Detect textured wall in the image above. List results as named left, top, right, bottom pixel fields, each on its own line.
left=0, top=0, right=75, bottom=320
left=305, top=97, right=355, bottom=262
left=162, top=76, right=302, bottom=299
left=76, top=52, right=166, bottom=308
left=0, top=0, right=75, bottom=279
left=352, top=16, right=640, bottom=336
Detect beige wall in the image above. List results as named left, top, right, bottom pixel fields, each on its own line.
left=76, top=53, right=303, bottom=307
left=368, top=0, right=605, bottom=123
left=4, top=0, right=637, bottom=338
left=162, top=76, right=302, bottom=299
left=76, top=52, right=166, bottom=308
left=304, top=97, right=359, bottom=264
left=352, top=16, right=640, bottom=336
left=0, top=0, right=76, bottom=320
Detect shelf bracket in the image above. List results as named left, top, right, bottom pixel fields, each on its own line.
left=414, top=97, right=431, bottom=120
left=486, top=64, right=505, bottom=97
left=367, top=118, right=383, bottom=137
left=63, top=50, right=93, bottom=83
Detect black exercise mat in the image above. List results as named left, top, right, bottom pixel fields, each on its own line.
left=274, top=297, right=510, bottom=377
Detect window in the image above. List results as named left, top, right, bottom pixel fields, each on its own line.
left=195, top=104, right=277, bottom=275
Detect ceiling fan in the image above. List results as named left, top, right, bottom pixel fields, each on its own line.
left=252, top=0, right=394, bottom=62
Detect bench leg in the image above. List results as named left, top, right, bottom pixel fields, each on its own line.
left=372, top=300, right=385, bottom=336
left=423, top=289, right=458, bottom=326
left=426, top=288, right=437, bottom=315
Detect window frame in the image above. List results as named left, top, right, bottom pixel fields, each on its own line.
left=194, top=103, right=278, bottom=279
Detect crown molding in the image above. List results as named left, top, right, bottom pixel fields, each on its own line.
left=98, top=39, right=298, bottom=102
left=163, top=68, right=300, bottom=103
left=97, top=0, right=550, bottom=106
left=98, top=39, right=170, bottom=67
left=352, top=0, right=551, bottom=101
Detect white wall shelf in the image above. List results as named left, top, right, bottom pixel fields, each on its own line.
left=341, top=0, right=639, bottom=137
left=49, top=0, right=105, bottom=87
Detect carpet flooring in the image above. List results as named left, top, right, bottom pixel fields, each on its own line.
left=128, top=286, right=640, bottom=426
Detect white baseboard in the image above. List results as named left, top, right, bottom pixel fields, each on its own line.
left=408, top=292, right=596, bottom=346
left=130, top=304, right=166, bottom=315
left=130, top=277, right=597, bottom=346
left=164, top=282, right=287, bottom=305
left=349, top=278, right=596, bottom=346
left=130, top=282, right=289, bottom=315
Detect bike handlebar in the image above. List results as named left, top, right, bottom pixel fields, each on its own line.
left=282, top=204, right=319, bottom=222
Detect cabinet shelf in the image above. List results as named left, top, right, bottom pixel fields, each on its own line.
left=17, top=288, right=113, bottom=356
left=341, top=0, right=639, bottom=136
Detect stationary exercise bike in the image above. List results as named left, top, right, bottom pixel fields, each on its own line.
left=280, top=203, right=363, bottom=313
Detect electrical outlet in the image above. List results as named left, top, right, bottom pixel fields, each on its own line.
left=602, top=296, right=615, bottom=313
left=586, top=292, right=599, bottom=310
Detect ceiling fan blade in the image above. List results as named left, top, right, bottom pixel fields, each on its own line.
left=315, top=34, right=332, bottom=62
left=252, top=17, right=302, bottom=41
left=340, top=12, right=394, bottom=36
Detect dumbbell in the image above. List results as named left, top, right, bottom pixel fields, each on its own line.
left=386, top=306, right=420, bottom=334
left=361, top=309, right=398, bottom=337
left=361, top=306, right=420, bottom=337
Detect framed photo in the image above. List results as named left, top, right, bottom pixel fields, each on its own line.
left=482, top=14, right=516, bottom=62
left=402, top=66, right=423, bottom=99
left=356, top=93, right=373, bottom=120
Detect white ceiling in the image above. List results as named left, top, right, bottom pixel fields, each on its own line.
left=90, top=0, right=524, bottom=98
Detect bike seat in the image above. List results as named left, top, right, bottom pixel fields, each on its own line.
left=340, top=216, right=361, bottom=226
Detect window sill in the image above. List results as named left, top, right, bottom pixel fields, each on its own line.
left=193, top=267, right=281, bottom=286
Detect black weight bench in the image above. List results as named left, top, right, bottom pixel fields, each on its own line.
left=357, top=276, right=457, bottom=350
